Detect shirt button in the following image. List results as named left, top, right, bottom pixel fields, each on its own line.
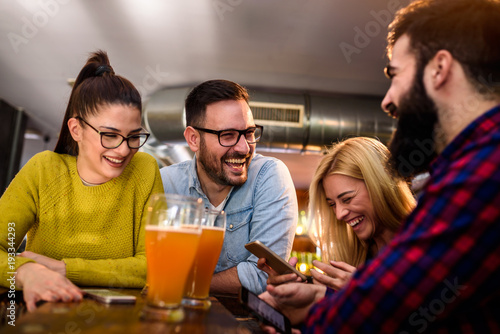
left=229, top=224, right=233, bottom=229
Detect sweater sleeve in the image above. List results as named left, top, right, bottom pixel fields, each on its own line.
left=0, top=154, right=43, bottom=287
left=62, top=155, right=164, bottom=288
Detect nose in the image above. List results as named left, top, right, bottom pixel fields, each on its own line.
left=381, top=91, right=392, bottom=113
left=232, top=133, right=250, bottom=155
left=113, top=139, right=132, bottom=156
left=335, top=204, right=349, bottom=221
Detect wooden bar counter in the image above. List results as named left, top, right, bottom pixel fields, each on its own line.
left=0, top=288, right=263, bottom=333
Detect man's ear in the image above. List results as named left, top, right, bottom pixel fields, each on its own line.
left=184, top=126, right=200, bottom=153
left=67, top=117, right=82, bottom=142
left=427, top=50, right=453, bottom=90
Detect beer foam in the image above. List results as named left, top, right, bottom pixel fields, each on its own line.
left=146, top=225, right=201, bottom=234
left=201, top=225, right=225, bottom=231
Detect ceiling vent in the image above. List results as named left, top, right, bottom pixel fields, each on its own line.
left=249, top=101, right=304, bottom=128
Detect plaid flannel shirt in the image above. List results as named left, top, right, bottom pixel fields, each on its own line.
left=305, top=105, right=500, bottom=333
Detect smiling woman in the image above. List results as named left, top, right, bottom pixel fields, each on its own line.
left=0, top=50, right=164, bottom=311
left=306, top=137, right=416, bottom=290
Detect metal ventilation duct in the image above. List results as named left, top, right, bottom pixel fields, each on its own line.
left=143, top=87, right=395, bottom=166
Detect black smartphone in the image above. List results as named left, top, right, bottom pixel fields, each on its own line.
left=239, top=287, right=292, bottom=334
left=82, top=289, right=136, bottom=304
left=245, top=240, right=308, bottom=282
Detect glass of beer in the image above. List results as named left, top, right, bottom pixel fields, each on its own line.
left=182, top=210, right=226, bottom=309
left=143, top=193, right=203, bottom=322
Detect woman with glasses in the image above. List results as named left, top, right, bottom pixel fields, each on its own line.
left=0, top=51, right=163, bottom=311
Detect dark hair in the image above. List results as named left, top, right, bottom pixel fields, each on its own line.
left=388, top=0, right=500, bottom=97
left=185, top=79, right=249, bottom=127
left=54, top=50, right=142, bottom=155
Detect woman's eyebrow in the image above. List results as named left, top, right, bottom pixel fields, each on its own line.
left=99, top=126, right=143, bottom=133
left=337, top=190, right=355, bottom=199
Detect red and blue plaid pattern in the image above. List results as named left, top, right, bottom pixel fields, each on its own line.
left=305, top=106, right=500, bottom=333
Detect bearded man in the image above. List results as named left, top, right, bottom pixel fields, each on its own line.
left=259, top=1, right=500, bottom=332
left=160, top=79, right=298, bottom=295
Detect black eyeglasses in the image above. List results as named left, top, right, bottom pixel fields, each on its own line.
left=75, top=117, right=150, bottom=149
left=192, top=125, right=264, bottom=147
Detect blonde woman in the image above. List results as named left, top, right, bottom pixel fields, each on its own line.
left=307, top=137, right=415, bottom=290
left=258, top=137, right=415, bottom=290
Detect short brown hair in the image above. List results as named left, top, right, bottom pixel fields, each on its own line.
left=388, top=0, right=500, bottom=97
left=185, top=79, right=249, bottom=127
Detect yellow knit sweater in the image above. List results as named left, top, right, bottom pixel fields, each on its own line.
left=0, top=151, right=163, bottom=288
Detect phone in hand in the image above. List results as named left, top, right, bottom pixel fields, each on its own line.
left=245, top=240, right=308, bottom=282
left=239, top=287, right=292, bottom=334
left=82, top=289, right=136, bottom=304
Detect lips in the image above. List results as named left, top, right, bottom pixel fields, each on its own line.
left=225, top=158, right=246, bottom=164
left=104, top=156, right=125, bottom=165
left=224, top=156, right=249, bottom=171
left=386, top=103, right=399, bottom=118
left=347, top=216, right=364, bottom=228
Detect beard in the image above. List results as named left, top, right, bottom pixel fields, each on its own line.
left=388, top=69, right=439, bottom=179
left=197, top=136, right=251, bottom=187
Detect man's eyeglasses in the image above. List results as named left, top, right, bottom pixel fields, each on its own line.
left=192, top=125, right=264, bottom=147
left=75, top=117, right=150, bottom=149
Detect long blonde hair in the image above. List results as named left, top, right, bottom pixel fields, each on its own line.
left=308, top=137, right=416, bottom=267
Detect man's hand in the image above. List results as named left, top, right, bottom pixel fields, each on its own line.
left=15, top=262, right=83, bottom=312
left=310, top=260, right=356, bottom=291
left=259, top=282, right=327, bottom=326
left=18, top=251, right=67, bottom=276
left=257, top=256, right=304, bottom=285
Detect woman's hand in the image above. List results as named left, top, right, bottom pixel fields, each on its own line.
left=15, top=262, right=83, bottom=312
left=257, top=256, right=304, bottom=286
left=310, top=260, right=356, bottom=291
left=18, top=251, right=67, bottom=276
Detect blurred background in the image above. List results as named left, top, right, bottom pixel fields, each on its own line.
left=1, top=0, right=410, bottom=271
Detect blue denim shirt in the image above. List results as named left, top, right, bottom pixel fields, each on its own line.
left=160, top=153, right=298, bottom=294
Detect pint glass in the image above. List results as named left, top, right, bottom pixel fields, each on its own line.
left=143, top=193, right=203, bottom=322
left=183, top=210, right=226, bottom=309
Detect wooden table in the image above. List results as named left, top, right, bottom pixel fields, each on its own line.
left=0, top=288, right=264, bottom=333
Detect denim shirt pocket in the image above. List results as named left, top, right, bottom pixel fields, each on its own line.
left=222, top=205, right=253, bottom=264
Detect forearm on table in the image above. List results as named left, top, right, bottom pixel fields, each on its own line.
left=0, top=253, right=35, bottom=288
left=210, top=267, right=241, bottom=295
left=63, top=255, right=146, bottom=288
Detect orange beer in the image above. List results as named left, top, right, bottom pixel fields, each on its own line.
left=145, top=225, right=201, bottom=307
left=184, top=226, right=225, bottom=299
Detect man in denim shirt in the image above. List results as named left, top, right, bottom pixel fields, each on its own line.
left=160, top=80, right=298, bottom=295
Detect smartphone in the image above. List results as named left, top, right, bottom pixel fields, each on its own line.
left=245, top=240, right=308, bottom=282
left=239, top=287, right=292, bottom=334
left=82, top=289, right=137, bottom=304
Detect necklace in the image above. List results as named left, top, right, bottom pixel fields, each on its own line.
left=76, top=157, right=104, bottom=186
left=80, top=176, right=104, bottom=186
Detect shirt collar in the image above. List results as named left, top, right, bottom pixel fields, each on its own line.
left=430, top=104, right=500, bottom=173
